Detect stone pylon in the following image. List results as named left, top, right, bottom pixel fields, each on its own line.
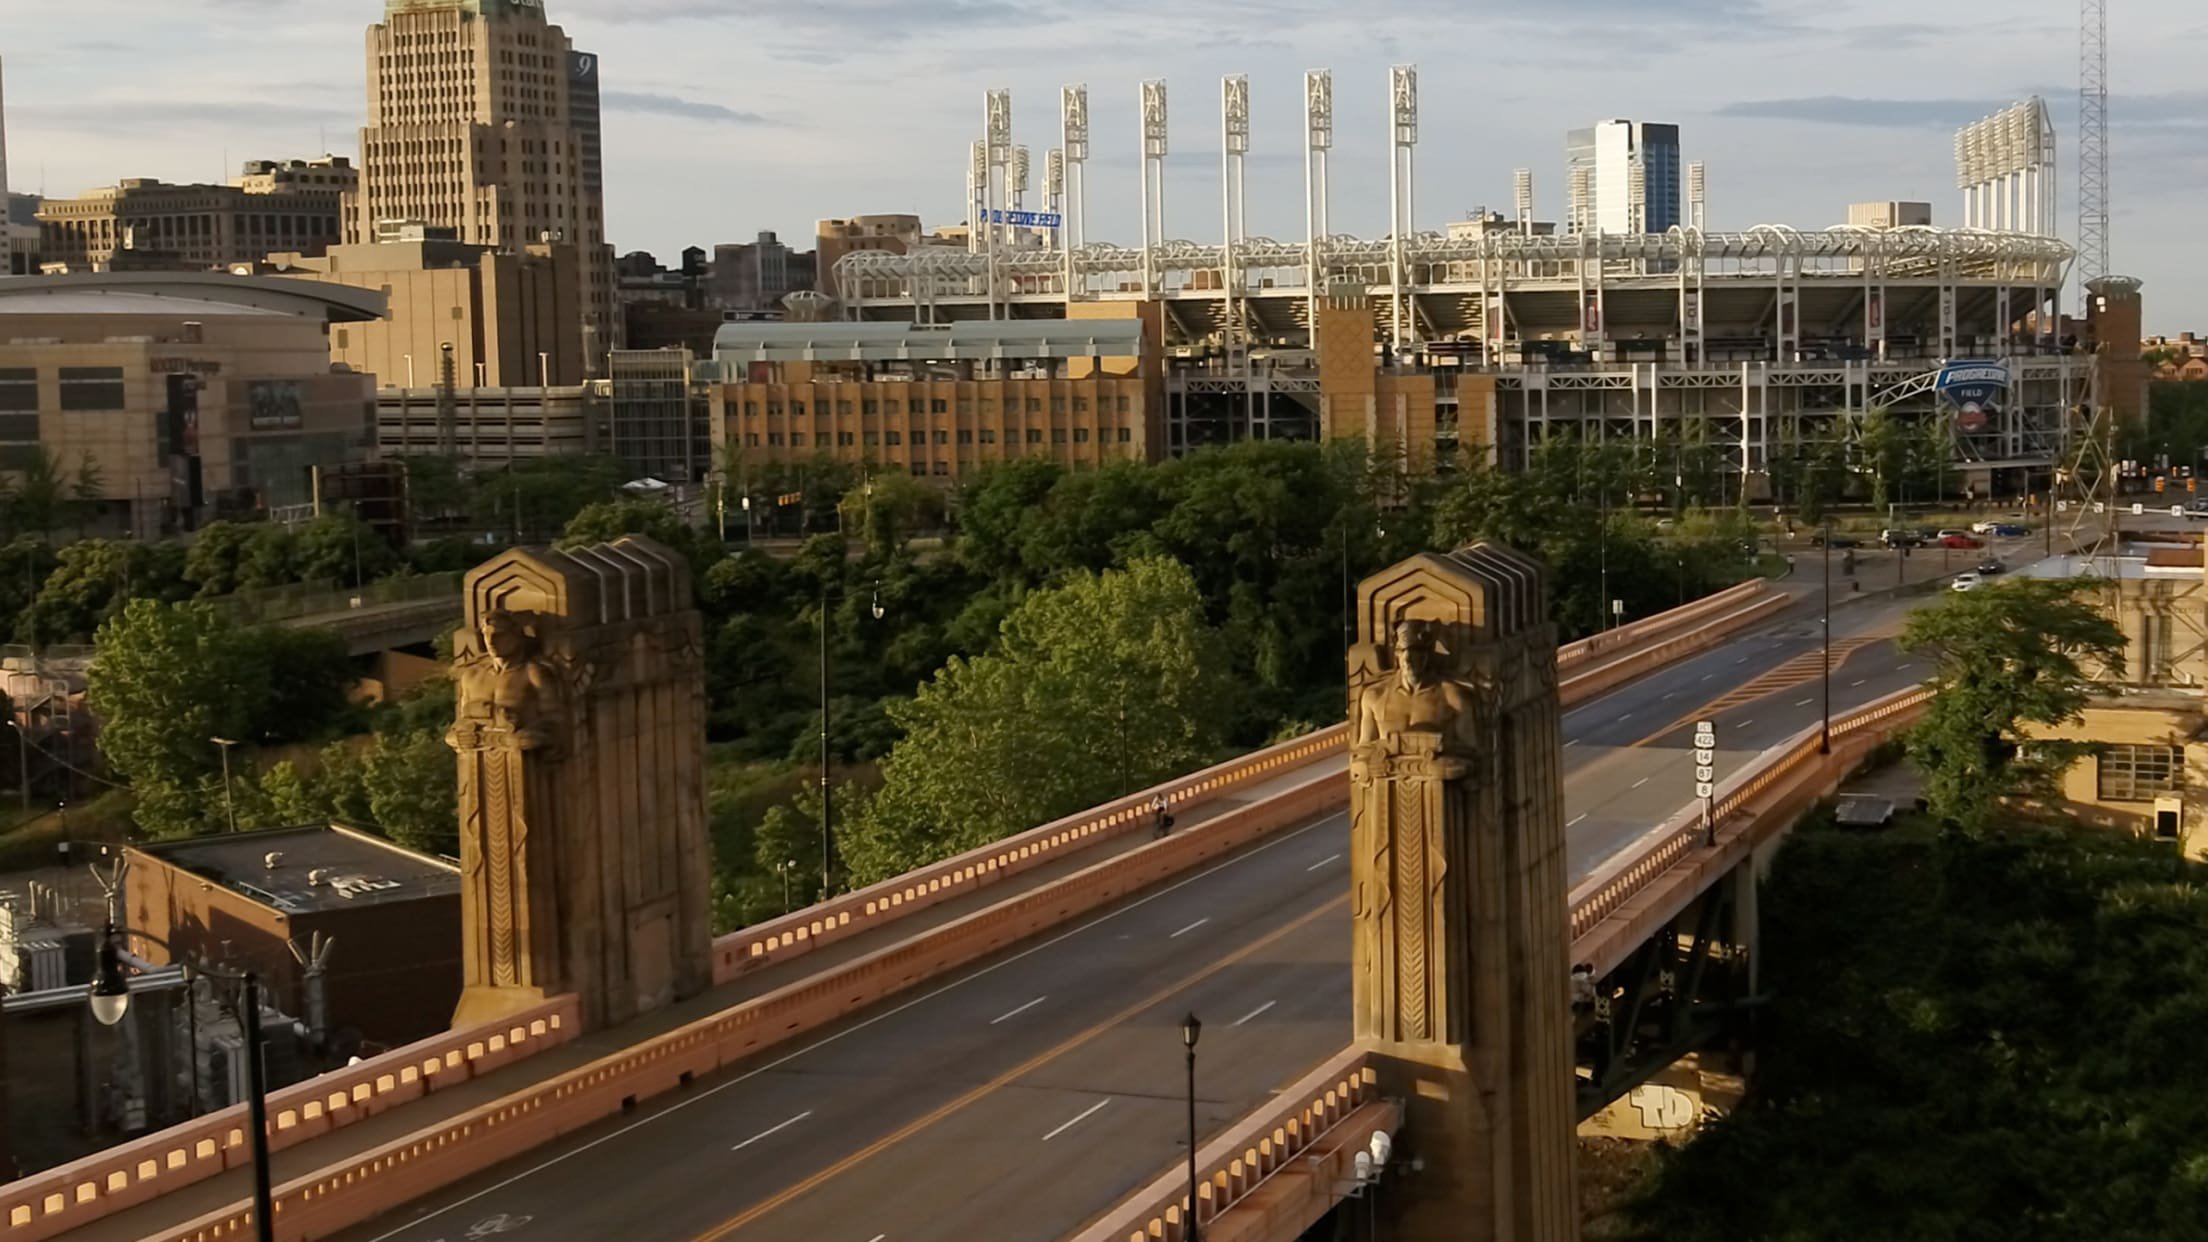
left=1348, top=544, right=1577, bottom=1241
left=447, top=537, right=714, bottom=1032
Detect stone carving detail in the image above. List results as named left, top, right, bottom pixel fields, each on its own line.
left=446, top=538, right=713, bottom=1032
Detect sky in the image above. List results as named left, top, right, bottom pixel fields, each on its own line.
left=5, top=0, right=2205, bottom=330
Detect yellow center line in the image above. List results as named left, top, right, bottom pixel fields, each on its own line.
left=689, top=892, right=1352, bottom=1241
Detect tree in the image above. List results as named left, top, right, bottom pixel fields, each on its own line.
left=7, top=446, right=70, bottom=539
left=21, top=539, right=188, bottom=644
left=557, top=497, right=715, bottom=577
left=295, top=511, right=401, bottom=587
left=1902, top=577, right=2125, bottom=831
left=184, top=520, right=255, bottom=597
left=253, top=626, right=358, bottom=744
left=89, top=599, right=269, bottom=831
left=360, top=729, right=458, bottom=854
left=844, top=557, right=1233, bottom=885
left=1857, top=406, right=1910, bottom=514
left=69, top=453, right=105, bottom=536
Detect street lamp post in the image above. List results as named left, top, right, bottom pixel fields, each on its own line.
left=817, top=582, right=886, bottom=899
left=776, top=859, right=795, bottom=915
left=6, top=719, right=26, bottom=813
left=210, top=737, right=239, bottom=833
left=1183, top=1013, right=1202, bottom=1241
left=1819, top=521, right=1833, bottom=755
left=90, top=923, right=274, bottom=1242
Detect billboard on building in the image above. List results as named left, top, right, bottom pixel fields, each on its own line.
left=247, top=380, right=302, bottom=431
left=1936, top=359, right=2007, bottom=432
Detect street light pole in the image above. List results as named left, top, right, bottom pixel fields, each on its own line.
left=1182, top=1013, right=1202, bottom=1241
left=211, top=737, right=238, bottom=833
left=7, top=719, right=26, bottom=813
left=817, top=582, right=832, bottom=900
left=90, top=925, right=275, bottom=1242
left=1820, top=520, right=1833, bottom=755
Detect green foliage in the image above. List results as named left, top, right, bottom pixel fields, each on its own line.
left=1903, top=577, right=2126, bottom=831
left=293, top=511, right=402, bottom=587
left=20, top=538, right=188, bottom=644
left=1625, top=815, right=2208, bottom=1242
left=557, top=498, right=716, bottom=578
left=843, top=557, right=1233, bottom=886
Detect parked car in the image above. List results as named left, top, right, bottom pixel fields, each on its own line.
left=1940, top=533, right=1985, bottom=549
left=1969, top=520, right=2000, bottom=534
left=1937, top=528, right=1971, bottom=540
left=1811, top=533, right=1862, bottom=548
left=1880, top=529, right=1923, bottom=548
left=1988, top=522, right=2031, bottom=537
left=1977, top=558, right=2006, bottom=575
left=1950, top=572, right=1983, bottom=592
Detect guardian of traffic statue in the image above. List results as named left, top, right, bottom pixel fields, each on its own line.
left=1348, top=545, right=1578, bottom=1241
left=448, top=537, right=714, bottom=1031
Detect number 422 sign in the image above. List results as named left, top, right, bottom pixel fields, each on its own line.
left=1692, top=721, right=1716, bottom=800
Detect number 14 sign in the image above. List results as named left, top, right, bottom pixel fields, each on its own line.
left=1692, top=721, right=1716, bottom=800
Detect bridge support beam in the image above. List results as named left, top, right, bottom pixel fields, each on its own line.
left=1348, top=545, right=1579, bottom=1241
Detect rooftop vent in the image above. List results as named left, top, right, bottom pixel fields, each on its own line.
left=263, top=851, right=285, bottom=871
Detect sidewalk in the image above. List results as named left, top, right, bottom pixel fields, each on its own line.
left=62, top=759, right=1341, bottom=1242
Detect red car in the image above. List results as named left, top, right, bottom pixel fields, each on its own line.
left=1940, top=533, right=1984, bottom=549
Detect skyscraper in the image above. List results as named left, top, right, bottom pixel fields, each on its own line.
left=1564, top=119, right=1681, bottom=236
left=0, top=56, right=12, bottom=276
left=355, top=0, right=616, bottom=366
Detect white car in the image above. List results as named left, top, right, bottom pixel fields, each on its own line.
left=1950, top=572, right=1983, bottom=592
left=1969, top=520, right=2000, bottom=534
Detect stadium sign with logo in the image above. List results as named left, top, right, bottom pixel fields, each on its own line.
left=1935, top=359, right=2008, bottom=433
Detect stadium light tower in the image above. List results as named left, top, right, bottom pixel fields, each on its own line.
left=1304, top=69, right=1332, bottom=329
left=1140, top=80, right=1169, bottom=298
left=1386, top=65, right=1418, bottom=352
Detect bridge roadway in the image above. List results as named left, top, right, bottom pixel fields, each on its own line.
left=327, top=590, right=1927, bottom=1242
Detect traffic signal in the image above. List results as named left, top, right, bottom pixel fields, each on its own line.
left=2156, top=476, right=2167, bottom=494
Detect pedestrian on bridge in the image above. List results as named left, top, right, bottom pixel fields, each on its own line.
left=1151, top=793, right=1175, bottom=839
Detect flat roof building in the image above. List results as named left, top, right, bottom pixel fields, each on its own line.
left=124, top=824, right=462, bottom=1047
left=1848, top=201, right=1934, bottom=229
left=35, top=158, right=353, bottom=272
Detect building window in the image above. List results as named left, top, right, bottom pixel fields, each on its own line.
left=1118, top=396, right=1130, bottom=414
left=746, top=433, right=761, bottom=446
left=1052, top=398, right=1067, bottom=414
left=838, top=432, right=855, bottom=446
left=886, top=431, right=902, bottom=446
left=58, top=366, right=126, bottom=412
left=864, top=431, right=880, bottom=446
left=979, top=429, right=997, bottom=444
left=1074, top=428, right=1091, bottom=443
left=1117, top=427, right=1133, bottom=442
left=836, top=401, right=852, bottom=416
left=2099, top=745, right=2184, bottom=802
left=790, top=433, right=806, bottom=447
left=932, top=461, right=949, bottom=476
left=767, top=402, right=783, bottom=417
left=767, top=433, right=784, bottom=446
left=745, top=401, right=758, bottom=417
left=790, top=401, right=806, bottom=416
left=863, top=400, right=879, bottom=415
left=980, top=399, right=996, bottom=414
left=1026, top=429, right=1043, bottom=444
left=909, top=400, right=926, bottom=415
left=1025, top=398, right=1042, bottom=413
left=930, top=399, right=948, bottom=414
left=1073, top=397, right=1089, bottom=413
left=957, top=400, right=973, bottom=416
left=0, top=368, right=36, bottom=414
left=932, top=430, right=948, bottom=445
left=957, top=430, right=973, bottom=445
left=910, top=462, right=927, bottom=477
left=1052, top=429, right=1068, bottom=444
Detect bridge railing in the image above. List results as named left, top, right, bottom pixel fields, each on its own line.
left=1069, top=1046, right=1395, bottom=1242
left=205, top=571, right=466, bottom=626
left=0, top=996, right=575, bottom=1242
left=1556, top=578, right=1768, bottom=674
left=711, top=724, right=1348, bottom=984
left=1569, top=685, right=1932, bottom=947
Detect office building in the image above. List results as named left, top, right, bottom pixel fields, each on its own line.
left=1848, top=201, right=1934, bottom=229
left=1565, top=119, right=1681, bottom=235
left=270, top=229, right=585, bottom=389
left=357, top=0, right=617, bottom=365
left=0, top=272, right=384, bottom=534
left=708, top=232, right=816, bottom=312
left=815, top=214, right=924, bottom=274
left=608, top=347, right=709, bottom=482
left=0, top=56, right=10, bottom=278
left=34, top=158, right=353, bottom=272
left=4, top=194, right=37, bottom=275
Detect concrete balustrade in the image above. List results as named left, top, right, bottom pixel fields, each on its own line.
left=147, top=771, right=1344, bottom=1242
left=710, top=726, right=1349, bottom=985
left=43, top=581, right=1771, bottom=1242
left=1067, top=1046, right=1396, bottom=1242
left=0, top=997, right=575, bottom=1242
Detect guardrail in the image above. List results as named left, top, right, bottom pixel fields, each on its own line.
left=206, top=571, right=466, bottom=626
left=1556, top=579, right=1767, bottom=674
left=151, top=771, right=1344, bottom=1242
left=712, top=726, right=1347, bottom=984
left=0, top=996, right=575, bottom=1242
left=1068, top=1047, right=1395, bottom=1242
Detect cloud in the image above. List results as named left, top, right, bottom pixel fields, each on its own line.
left=1713, top=89, right=2208, bottom=133
left=14, top=98, right=355, bottom=134
left=600, top=91, right=774, bottom=125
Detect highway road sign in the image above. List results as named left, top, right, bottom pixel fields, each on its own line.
left=1695, top=765, right=1714, bottom=782
left=1695, top=781, right=1715, bottom=798
left=1694, top=748, right=1715, bottom=765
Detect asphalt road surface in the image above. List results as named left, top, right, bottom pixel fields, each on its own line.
left=335, top=569, right=1967, bottom=1242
